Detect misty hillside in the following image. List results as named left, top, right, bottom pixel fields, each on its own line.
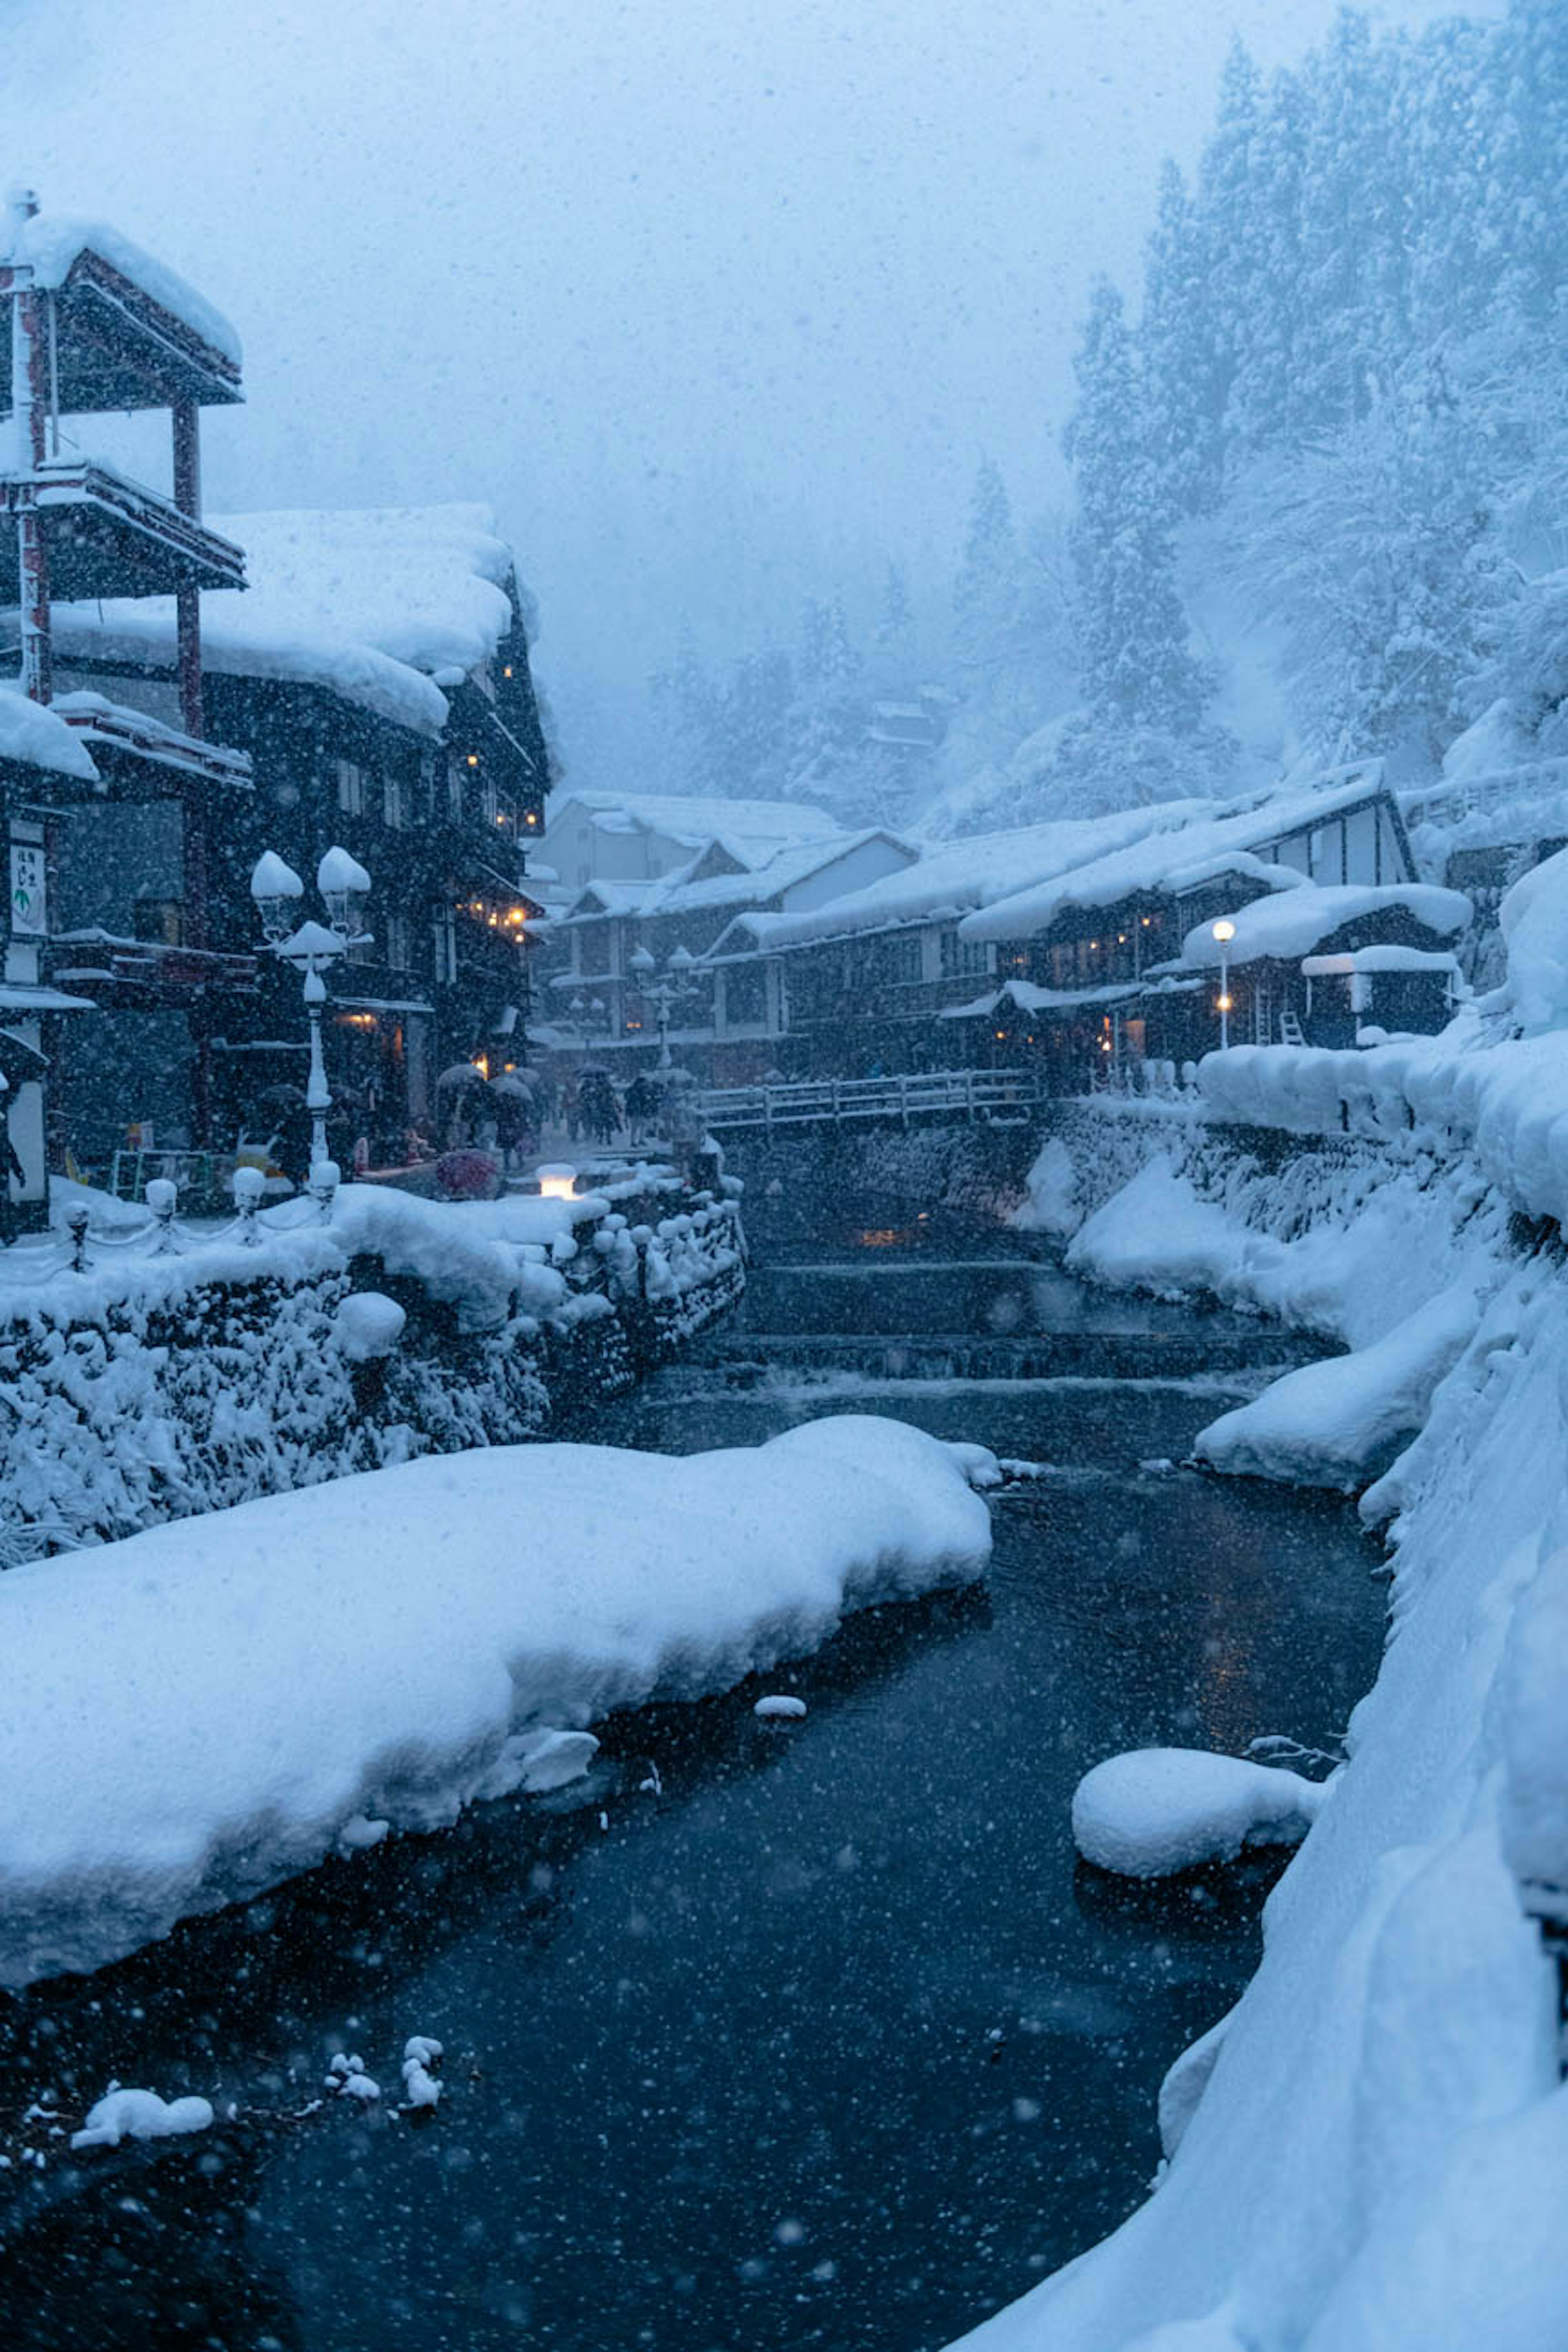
left=642, top=0, right=1568, bottom=842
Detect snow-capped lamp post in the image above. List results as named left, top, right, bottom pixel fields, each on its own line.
left=628, top=942, right=699, bottom=1071
left=1212, top=919, right=1236, bottom=1051
left=249, top=847, right=372, bottom=1170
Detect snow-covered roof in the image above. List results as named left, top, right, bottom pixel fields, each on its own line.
left=559, top=832, right=912, bottom=926
left=960, top=768, right=1396, bottom=946
left=742, top=803, right=1211, bottom=956
left=1301, top=948, right=1461, bottom=977
left=549, top=790, right=847, bottom=862
left=941, top=974, right=1201, bottom=1018
left=0, top=684, right=99, bottom=782
left=0, top=212, right=241, bottom=369
left=41, top=506, right=521, bottom=739
left=1181, top=883, right=1471, bottom=970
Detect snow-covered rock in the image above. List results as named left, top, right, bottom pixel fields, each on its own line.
left=0, top=1416, right=991, bottom=1987
left=401, top=2036, right=443, bottom=2109
left=70, top=2089, right=214, bottom=2150
left=754, top=1695, right=807, bottom=1721
left=1071, top=1748, right=1327, bottom=1878
left=1011, top=1135, right=1080, bottom=1236
left=325, top=2054, right=381, bottom=2103
left=1194, top=1283, right=1481, bottom=1492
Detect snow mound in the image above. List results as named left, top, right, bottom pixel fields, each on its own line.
left=0, top=1416, right=990, bottom=1988
left=1071, top=1748, right=1327, bottom=1878
left=332, top=1290, right=406, bottom=1362
left=1499, top=844, right=1568, bottom=1035
left=1011, top=1135, right=1080, bottom=1236
left=1194, top=1284, right=1481, bottom=1493
left=1066, top=1157, right=1280, bottom=1300
left=71, top=2089, right=214, bottom=2150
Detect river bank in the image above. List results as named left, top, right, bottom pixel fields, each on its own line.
left=954, top=1083, right=1568, bottom=2352
left=0, top=1248, right=1386, bottom=2352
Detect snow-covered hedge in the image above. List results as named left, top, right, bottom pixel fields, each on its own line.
left=0, top=1184, right=745, bottom=1565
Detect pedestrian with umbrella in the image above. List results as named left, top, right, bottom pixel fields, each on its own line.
left=435, top=1062, right=494, bottom=1151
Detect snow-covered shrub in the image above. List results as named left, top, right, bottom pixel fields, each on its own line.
left=434, top=1148, right=501, bottom=1201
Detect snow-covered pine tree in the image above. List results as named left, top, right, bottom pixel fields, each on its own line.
left=951, top=457, right=1029, bottom=737
left=1067, top=277, right=1209, bottom=742
left=873, top=559, right=917, bottom=682
left=648, top=626, right=725, bottom=796
left=1236, top=354, right=1517, bottom=773
left=779, top=597, right=871, bottom=816
left=714, top=647, right=795, bottom=800
left=1139, top=160, right=1223, bottom=517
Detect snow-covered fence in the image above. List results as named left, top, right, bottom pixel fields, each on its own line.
left=701, top=1067, right=1042, bottom=1130
left=0, top=1177, right=746, bottom=1566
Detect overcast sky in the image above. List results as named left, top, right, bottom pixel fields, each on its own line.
left=3, top=0, right=1499, bottom=781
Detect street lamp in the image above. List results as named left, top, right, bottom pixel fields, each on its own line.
left=250, top=844, right=372, bottom=1170
left=629, top=944, right=699, bottom=1070
left=1211, top=919, right=1236, bottom=1050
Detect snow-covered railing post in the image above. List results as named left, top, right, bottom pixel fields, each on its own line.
left=307, top=1158, right=341, bottom=1222
left=232, top=1163, right=266, bottom=1247
left=144, top=1177, right=179, bottom=1255
left=64, top=1202, right=90, bottom=1273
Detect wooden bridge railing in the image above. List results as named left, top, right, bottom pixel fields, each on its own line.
left=699, top=1067, right=1042, bottom=1130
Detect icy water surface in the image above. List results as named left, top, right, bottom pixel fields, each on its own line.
left=0, top=1250, right=1386, bottom=2352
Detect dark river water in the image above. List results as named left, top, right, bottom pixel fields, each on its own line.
left=0, top=1249, right=1386, bottom=2352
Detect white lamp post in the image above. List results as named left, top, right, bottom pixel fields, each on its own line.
left=630, top=943, right=698, bottom=1070
left=1212, top=918, right=1236, bottom=1050
left=250, top=845, right=372, bottom=1169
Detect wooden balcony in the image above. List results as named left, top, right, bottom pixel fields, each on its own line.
left=51, top=695, right=252, bottom=799
left=0, top=461, right=247, bottom=601
left=0, top=247, right=242, bottom=414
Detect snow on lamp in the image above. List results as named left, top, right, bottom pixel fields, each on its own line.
left=317, top=845, right=372, bottom=943
left=249, top=850, right=305, bottom=944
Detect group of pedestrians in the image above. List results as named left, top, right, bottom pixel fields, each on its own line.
left=558, top=1068, right=663, bottom=1147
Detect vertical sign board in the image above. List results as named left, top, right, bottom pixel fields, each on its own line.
left=4, top=837, right=49, bottom=1216
left=9, top=842, right=46, bottom=938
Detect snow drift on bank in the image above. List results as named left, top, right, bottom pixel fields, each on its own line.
left=0, top=1416, right=992, bottom=1989
left=1194, top=1283, right=1481, bottom=1493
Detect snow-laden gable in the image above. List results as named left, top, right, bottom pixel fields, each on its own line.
left=559, top=833, right=912, bottom=927
left=962, top=771, right=1398, bottom=945
left=0, top=684, right=99, bottom=782
left=555, top=791, right=849, bottom=861
left=0, top=213, right=241, bottom=368
left=744, top=803, right=1208, bottom=955
left=1181, top=882, right=1471, bottom=969
left=45, top=506, right=522, bottom=740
